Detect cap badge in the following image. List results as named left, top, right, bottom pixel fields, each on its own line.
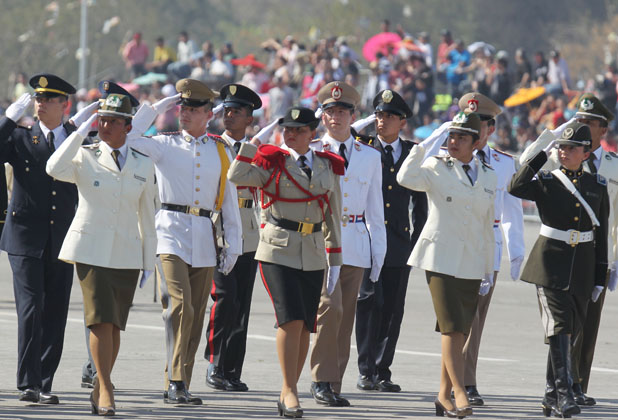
left=291, top=109, right=300, bottom=120
left=105, top=94, right=122, bottom=107
left=453, top=112, right=468, bottom=124
left=382, top=90, right=393, bottom=103
left=562, top=128, right=574, bottom=139
left=39, top=77, right=48, bottom=88
left=580, top=98, right=594, bottom=111
left=185, top=89, right=192, bottom=98
left=331, top=85, right=342, bottom=100
left=468, top=99, right=479, bottom=112
left=229, top=85, right=237, bottom=95
left=103, top=81, right=110, bottom=91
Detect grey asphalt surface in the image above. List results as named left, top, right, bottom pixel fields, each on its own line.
left=0, top=221, right=616, bottom=419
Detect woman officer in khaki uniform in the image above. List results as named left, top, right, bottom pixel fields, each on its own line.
left=228, top=106, right=343, bottom=418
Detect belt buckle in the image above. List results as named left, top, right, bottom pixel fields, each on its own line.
left=189, top=206, right=201, bottom=216
left=568, top=230, right=580, bottom=245
left=298, top=222, right=314, bottom=235
left=238, top=198, right=246, bottom=208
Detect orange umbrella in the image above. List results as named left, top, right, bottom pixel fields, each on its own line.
left=504, top=86, right=546, bottom=107
left=230, top=53, right=266, bottom=69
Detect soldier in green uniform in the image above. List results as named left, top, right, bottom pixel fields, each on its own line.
left=509, top=121, right=609, bottom=418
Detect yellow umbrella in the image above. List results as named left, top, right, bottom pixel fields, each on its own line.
left=504, top=86, right=546, bottom=108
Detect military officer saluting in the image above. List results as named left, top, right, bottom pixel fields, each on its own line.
left=457, top=92, right=525, bottom=406
left=519, top=93, right=617, bottom=406
left=128, top=79, right=242, bottom=405
left=205, top=83, right=262, bottom=392
left=0, top=74, right=81, bottom=404
left=309, top=81, right=386, bottom=407
left=228, top=106, right=343, bottom=418
left=355, top=89, right=427, bottom=393
left=509, top=121, right=609, bottom=418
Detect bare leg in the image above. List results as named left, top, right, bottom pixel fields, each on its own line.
left=438, top=357, right=456, bottom=411
left=277, top=320, right=304, bottom=408
left=296, top=327, right=310, bottom=383
left=442, top=332, right=468, bottom=409
left=90, top=323, right=115, bottom=408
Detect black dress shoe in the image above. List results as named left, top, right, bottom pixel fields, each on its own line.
left=206, top=364, right=227, bottom=390
left=19, top=387, right=40, bottom=403
left=164, top=381, right=188, bottom=404
left=376, top=379, right=401, bottom=393
left=277, top=399, right=303, bottom=418
left=572, top=383, right=596, bottom=406
left=39, top=392, right=59, bottom=404
left=310, top=381, right=337, bottom=406
left=333, top=393, right=350, bottom=407
left=356, top=374, right=376, bottom=391
left=82, top=374, right=95, bottom=389
left=465, top=385, right=484, bottom=406
left=185, top=390, right=203, bottom=405
left=225, top=378, right=249, bottom=392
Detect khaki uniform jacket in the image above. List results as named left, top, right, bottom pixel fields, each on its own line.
left=397, top=144, right=496, bottom=279
left=46, top=132, right=157, bottom=270
left=520, top=129, right=618, bottom=266
left=220, top=133, right=259, bottom=254
left=228, top=143, right=342, bottom=270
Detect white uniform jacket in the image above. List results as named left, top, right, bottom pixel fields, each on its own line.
left=46, top=132, right=157, bottom=270
left=310, top=134, right=386, bottom=269
left=397, top=144, right=496, bottom=279
left=520, top=129, right=618, bottom=264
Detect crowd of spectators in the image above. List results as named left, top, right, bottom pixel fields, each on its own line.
left=5, top=22, right=618, bottom=154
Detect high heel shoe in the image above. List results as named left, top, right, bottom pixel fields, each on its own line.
left=434, top=399, right=458, bottom=418
left=90, top=390, right=116, bottom=416
left=456, top=406, right=473, bottom=419
left=90, top=392, right=98, bottom=415
left=277, top=399, right=303, bottom=418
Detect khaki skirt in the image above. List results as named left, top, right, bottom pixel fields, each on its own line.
left=76, top=263, right=140, bottom=331
left=426, top=271, right=481, bottom=334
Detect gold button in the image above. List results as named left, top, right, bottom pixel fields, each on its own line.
left=344, top=177, right=348, bottom=182
left=575, top=203, right=580, bottom=207
left=387, top=185, right=393, bottom=190
left=343, top=223, right=347, bottom=227
left=50, top=220, right=54, bottom=225
left=572, top=179, right=577, bottom=183
left=52, top=191, right=57, bottom=195
left=195, top=187, right=200, bottom=192
left=574, top=217, right=579, bottom=221
left=386, top=203, right=390, bottom=208
left=52, top=205, right=56, bottom=210
left=196, top=175, right=200, bottom=180
left=384, top=220, right=388, bottom=225
left=195, top=200, right=199, bottom=205
left=197, top=163, right=201, bottom=167
left=404, top=227, right=409, bottom=231
left=310, top=185, right=314, bottom=189
left=25, top=167, right=30, bottom=172
left=390, top=168, right=395, bottom=172
left=196, top=152, right=201, bottom=156
left=12, top=211, right=16, bottom=216
left=307, top=202, right=311, bottom=206
left=571, top=244, right=576, bottom=248
left=344, top=207, right=348, bottom=211
left=344, top=193, right=348, bottom=197
left=305, top=217, right=310, bottom=221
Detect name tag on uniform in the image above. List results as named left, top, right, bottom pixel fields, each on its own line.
left=484, top=188, right=494, bottom=195
left=134, top=174, right=146, bottom=182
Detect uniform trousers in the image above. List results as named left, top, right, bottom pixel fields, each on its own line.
left=536, top=285, right=588, bottom=339
left=310, top=264, right=365, bottom=394
left=356, top=266, right=410, bottom=381
left=157, top=253, right=214, bottom=388
left=463, top=270, right=498, bottom=386
left=9, top=249, right=73, bottom=392
left=205, top=251, right=258, bottom=380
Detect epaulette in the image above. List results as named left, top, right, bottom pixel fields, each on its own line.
left=315, top=150, right=346, bottom=175
left=355, top=137, right=378, bottom=151
left=130, top=147, right=148, bottom=157
left=490, top=147, right=514, bottom=158
left=354, top=134, right=374, bottom=146
left=597, top=174, right=607, bottom=186
left=18, top=125, right=32, bottom=130
left=253, top=144, right=289, bottom=170
left=82, top=143, right=100, bottom=149
left=159, top=131, right=181, bottom=135
left=540, top=170, right=553, bottom=179
left=207, top=133, right=228, bottom=146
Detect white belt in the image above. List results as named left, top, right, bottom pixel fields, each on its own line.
left=539, top=224, right=593, bottom=245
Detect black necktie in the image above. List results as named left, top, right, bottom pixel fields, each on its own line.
left=234, top=141, right=241, bottom=154
left=47, top=131, right=55, bottom=153
left=112, top=149, right=122, bottom=170
left=339, top=143, right=349, bottom=169
left=462, top=164, right=474, bottom=186
left=586, top=154, right=597, bottom=174
left=477, top=149, right=486, bottom=164
left=299, top=156, right=311, bottom=179
left=384, top=144, right=395, bottom=168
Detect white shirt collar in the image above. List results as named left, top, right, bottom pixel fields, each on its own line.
left=222, top=132, right=247, bottom=147
left=39, top=121, right=65, bottom=140
left=282, top=145, right=313, bottom=168
left=99, top=140, right=128, bottom=159
left=377, top=136, right=400, bottom=152
left=181, top=129, right=208, bottom=143
left=322, top=133, right=354, bottom=157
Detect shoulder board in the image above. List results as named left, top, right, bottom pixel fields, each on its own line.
left=253, top=144, right=289, bottom=170
left=207, top=133, right=227, bottom=146
left=597, top=174, right=607, bottom=186
left=129, top=147, right=148, bottom=157
left=315, top=150, right=346, bottom=175
left=354, top=134, right=374, bottom=145
left=159, top=131, right=181, bottom=135
left=17, top=125, right=32, bottom=130
left=481, top=160, right=494, bottom=170
left=355, top=138, right=378, bottom=150
left=82, top=143, right=100, bottom=149
left=540, top=170, right=553, bottom=179
left=490, top=147, right=514, bottom=158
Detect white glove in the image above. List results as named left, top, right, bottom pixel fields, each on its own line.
left=326, top=265, right=341, bottom=295
left=152, top=93, right=181, bottom=114
left=139, top=270, right=153, bottom=288
left=542, top=140, right=556, bottom=155
left=212, top=102, right=224, bottom=116
left=314, top=108, right=323, bottom=119
left=252, top=118, right=279, bottom=145
left=5, top=93, right=32, bottom=122
left=369, top=260, right=382, bottom=283
left=419, top=120, right=450, bottom=148
left=351, top=114, right=376, bottom=132
left=76, top=113, right=98, bottom=138
left=510, top=256, right=524, bottom=281
left=591, top=285, right=604, bottom=303
left=70, top=100, right=99, bottom=126
left=478, top=273, right=494, bottom=296
left=609, top=263, right=618, bottom=291
left=550, top=117, right=576, bottom=138
left=218, top=250, right=239, bottom=275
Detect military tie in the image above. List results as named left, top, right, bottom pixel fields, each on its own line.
left=586, top=154, right=597, bottom=174
left=477, top=149, right=486, bottom=164
left=384, top=144, right=395, bottom=168
left=299, top=155, right=312, bottom=179
left=338, top=143, right=349, bottom=169
left=111, top=149, right=122, bottom=170
left=47, top=131, right=55, bottom=153
left=233, top=141, right=241, bottom=154
left=462, top=163, right=474, bottom=186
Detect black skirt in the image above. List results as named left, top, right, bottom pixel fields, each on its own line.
left=258, top=261, right=324, bottom=332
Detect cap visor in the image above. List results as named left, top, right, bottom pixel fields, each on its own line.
left=322, top=101, right=354, bottom=110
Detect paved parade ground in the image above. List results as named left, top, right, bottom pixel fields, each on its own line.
left=0, top=221, right=616, bottom=419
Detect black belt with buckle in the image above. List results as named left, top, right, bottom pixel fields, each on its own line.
left=270, top=216, right=322, bottom=234
left=161, top=203, right=213, bottom=218
left=238, top=198, right=254, bottom=208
